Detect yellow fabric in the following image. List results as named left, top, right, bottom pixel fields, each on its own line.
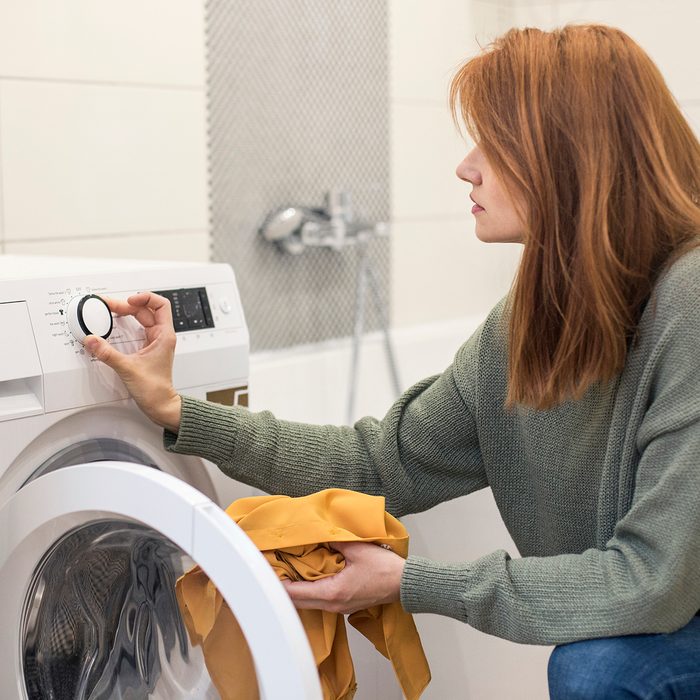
left=175, top=488, right=431, bottom=700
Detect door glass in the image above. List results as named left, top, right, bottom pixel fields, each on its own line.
left=22, top=438, right=158, bottom=487
left=22, top=519, right=222, bottom=700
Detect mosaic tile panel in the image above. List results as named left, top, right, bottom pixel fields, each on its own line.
left=206, top=0, right=390, bottom=351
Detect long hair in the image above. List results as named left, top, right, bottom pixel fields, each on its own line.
left=450, top=24, right=700, bottom=409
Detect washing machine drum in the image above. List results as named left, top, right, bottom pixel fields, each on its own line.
left=23, top=519, right=206, bottom=699
left=0, top=460, right=320, bottom=700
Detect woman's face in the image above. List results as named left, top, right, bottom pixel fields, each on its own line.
left=456, top=146, right=525, bottom=243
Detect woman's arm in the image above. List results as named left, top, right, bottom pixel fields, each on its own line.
left=89, top=292, right=489, bottom=516
left=401, top=416, right=700, bottom=643
left=401, top=294, right=700, bottom=644
left=165, top=361, right=487, bottom=516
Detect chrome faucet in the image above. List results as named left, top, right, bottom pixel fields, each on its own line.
left=260, top=189, right=388, bottom=254
left=259, top=189, right=400, bottom=423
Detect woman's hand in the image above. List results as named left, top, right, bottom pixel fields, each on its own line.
left=282, top=541, right=405, bottom=614
left=84, top=292, right=182, bottom=433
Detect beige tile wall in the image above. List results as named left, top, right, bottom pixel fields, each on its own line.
left=0, top=0, right=209, bottom=261
left=389, top=0, right=523, bottom=329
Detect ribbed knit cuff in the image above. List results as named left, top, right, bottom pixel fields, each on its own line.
left=400, top=555, right=470, bottom=621
left=163, top=394, right=242, bottom=466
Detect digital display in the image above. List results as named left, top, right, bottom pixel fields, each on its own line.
left=154, top=287, right=215, bottom=333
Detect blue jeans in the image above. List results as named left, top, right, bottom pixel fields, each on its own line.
left=548, top=615, right=700, bottom=699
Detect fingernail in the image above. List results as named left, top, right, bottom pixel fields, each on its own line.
left=84, top=337, right=98, bottom=351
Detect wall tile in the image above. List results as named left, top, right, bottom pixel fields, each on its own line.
left=0, top=80, right=208, bottom=241
left=4, top=230, right=210, bottom=262
left=0, top=0, right=205, bottom=86
left=553, top=0, right=699, bottom=101
left=391, top=101, right=473, bottom=220
left=682, top=102, right=700, bottom=139
left=206, top=0, right=390, bottom=353
left=472, top=0, right=516, bottom=38
left=390, top=0, right=492, bottom=103
left=391, top=217, right=522, bottom=327
left=511, top=2, right=558, bottom=28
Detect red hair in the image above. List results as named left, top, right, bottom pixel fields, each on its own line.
left=450, top=25, right=700, bottom=408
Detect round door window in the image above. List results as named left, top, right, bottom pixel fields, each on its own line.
left=22, top=519, right=225, bottom=699
left=22, top=438, right=159, bottom=487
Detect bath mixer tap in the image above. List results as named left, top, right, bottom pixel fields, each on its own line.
left=260, top=189, right=387, bottom=254
left=259, top=189, right=400, bottom=423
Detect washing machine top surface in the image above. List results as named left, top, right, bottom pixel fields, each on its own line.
left=0, top=254, right=204, bottom=281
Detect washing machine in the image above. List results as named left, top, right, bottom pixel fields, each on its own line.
left=0, top=255, right=321, bottom=699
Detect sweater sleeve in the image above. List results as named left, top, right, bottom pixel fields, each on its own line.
left=164, top=331, right=488, bottom=517
left=400, top=298, right=700, bottom=644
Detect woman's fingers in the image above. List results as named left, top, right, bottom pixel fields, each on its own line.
left=101, top=295, right=139, bottom=317
left=282, top=541, right=405, bottom=614
left=84, top=293, right=179, bottom=430
left=127, top=292, right=174, bottom=329
left=99, top=292, right=174, bottom=331
left=328, top=541, right=362, bottom=558
left=84, top=335, right=129, bottom=374
left=282, top=577, right=345, bottom=612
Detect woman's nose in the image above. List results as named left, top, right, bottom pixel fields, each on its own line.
left=456, top=154, right=481, bottom=185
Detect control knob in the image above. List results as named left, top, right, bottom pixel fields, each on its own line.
left=66, top=294, right=113, bottom=343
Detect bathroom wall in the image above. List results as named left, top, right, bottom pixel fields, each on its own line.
left=0, top=1, right=209, bottom=261
left=206, top=0, right=391, bottom=351
left=389, top=0, right=523, bottom=328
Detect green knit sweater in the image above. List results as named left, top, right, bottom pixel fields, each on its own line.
left=165, top=248, right=700, bottom=645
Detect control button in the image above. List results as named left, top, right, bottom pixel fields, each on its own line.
left=153, top=287, right=215, bottom=333
left=66, top=294, right=113, bottom=343
left=219, top=298, right=232, bottom=314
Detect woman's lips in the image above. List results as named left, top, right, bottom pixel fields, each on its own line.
left=471, top=204, right=485, bottom=214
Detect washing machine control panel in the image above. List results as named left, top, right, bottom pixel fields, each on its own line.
left=0, top=259, right=248, bottom=417
left=66, top=294, right=114, bottom=343
left=154, top=287, right=215, bottom=333
left=47, top=284, right=144, bottom=356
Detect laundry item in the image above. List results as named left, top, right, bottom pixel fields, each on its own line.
left=176, top=488, right=431, bottom=700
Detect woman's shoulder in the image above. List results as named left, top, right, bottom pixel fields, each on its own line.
left=635, top=244, right=700, bottom=361
left=452, top=296, right=510, bottom=389
left=456, top=295, right=509, bottom=352
left=652, top=245, right=700, bottom=315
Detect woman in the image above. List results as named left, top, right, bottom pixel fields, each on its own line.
left=86, top=25, right=700, bottom=698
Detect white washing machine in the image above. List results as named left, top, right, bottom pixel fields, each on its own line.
left=0, top=256, right=321, bottom=700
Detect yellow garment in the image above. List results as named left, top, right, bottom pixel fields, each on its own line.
left=175, top=488, right=431, bottom=700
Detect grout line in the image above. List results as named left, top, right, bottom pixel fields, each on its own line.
left=0, top=74, right=204, bottom=92
left=203, top=0, right=214, bottom=265
left=3, top=228, right=207, bottom=245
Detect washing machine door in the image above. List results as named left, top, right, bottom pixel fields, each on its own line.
left=0, top=461, right=321, bottom=700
